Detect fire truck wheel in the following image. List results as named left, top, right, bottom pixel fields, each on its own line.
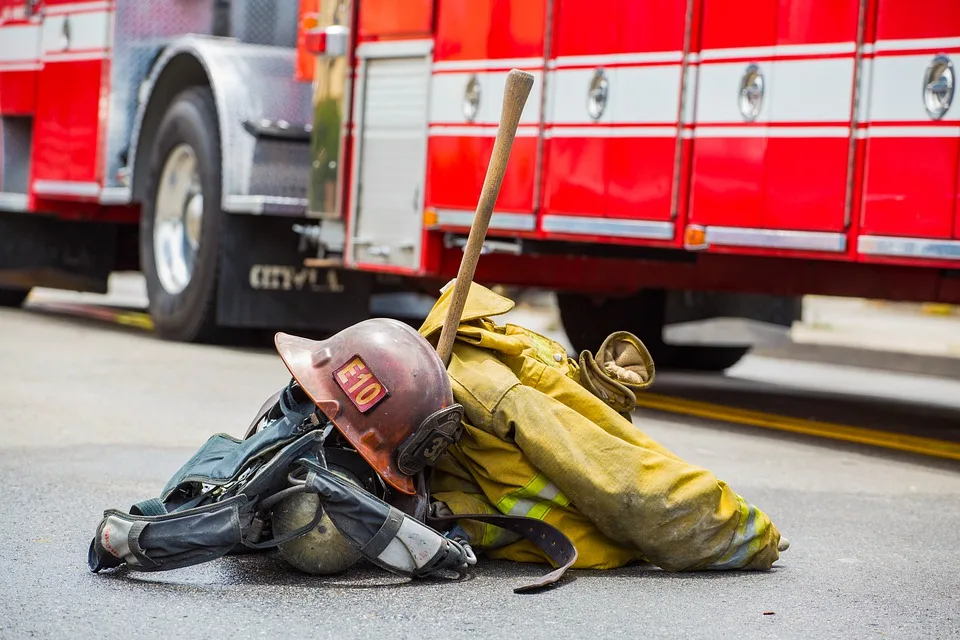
left=556, top=290, right=749, bottom=373
left=140, top=86, right=223, bottom=343
left=0, top=288, right=29, bottom=308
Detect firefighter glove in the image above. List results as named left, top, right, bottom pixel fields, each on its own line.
left=578, top=331, right=655, bottom=415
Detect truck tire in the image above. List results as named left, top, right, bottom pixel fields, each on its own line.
left=140, top=86, right=223, bottom=343
left=557, top=289, right=749, bottom=373
left=0, top=287, right=29, bottom=308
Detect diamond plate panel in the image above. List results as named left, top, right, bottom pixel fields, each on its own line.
left=126, top=35, right=314, bottom=214
left=104, top=0, right=216, bottom=190
left=229, top=0, right=298, bottom=48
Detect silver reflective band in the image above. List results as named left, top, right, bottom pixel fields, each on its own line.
left=0, top=193, right=28, bottom=211
left=433, top=209, right=536, bottom=231
left=858, top=235, right=960, bottom=260
left=541, top=215, right=675, bottom=240
left=704, top=226, right=847, bottom=252
left=32, top=180, right=101, bottom=197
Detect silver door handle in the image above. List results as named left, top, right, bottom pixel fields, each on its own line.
left=366, top=245, right=391, bottom=257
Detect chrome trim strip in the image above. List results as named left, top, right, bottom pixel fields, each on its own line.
left=541, top=215, right=675, bottom=240
left=98, top=187, right=131, bottom=205
left=433, top=209, right=536, bottom=231
left=0, top=192, right=28, bottom=211
left=704, top=226, right=847, bottom=252
left=357, top=39, right=434, bottom=59
left=32, top=180, right=101, bottom=197
left=858, top=235, right=960, bottom=260
left=223, top=195, right=308, bottom=215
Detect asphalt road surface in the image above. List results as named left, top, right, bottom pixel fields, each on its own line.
left=1, top=305, right=959, bottom=640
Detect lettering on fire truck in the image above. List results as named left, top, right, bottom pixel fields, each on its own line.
left=334, top=355, right=389, bottom=413
left=248, top=265, right=345, bottom=293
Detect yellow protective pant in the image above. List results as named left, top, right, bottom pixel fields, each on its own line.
left=419, top=282, right=784, bottom=572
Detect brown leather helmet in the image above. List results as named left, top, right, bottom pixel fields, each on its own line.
left=274, top=318, right=464, bottom=496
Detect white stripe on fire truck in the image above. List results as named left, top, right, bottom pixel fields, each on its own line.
left=867, top=53, right=958, bottom=123
left=549, top=51, right=683, bottom=69
left=429, top=46, right=956, bottom=135
left=429, top=69, right=544, bottom=125
left=0, top=62, right=42, bottom=71
left=546, top=65, right=681, bottom=124
left=432, top=57, right=543, bottom=72
left=429, top=38, right=952, bottom=75
left=545, top=126, right=679, bottom=138
left=694, top=57, right=855, bottom=124
left=40, top=8, right=111, bottom=56
left=862, top=126, right=960, bottom=138
left=428, top=125, right=540, bottom=137
left=698, top=41, right=856, bottom=62
left=42, top=50, right=110, bottom=63
left=43, top=1, right=113, bottom=16
left=691, top=125, right=853, bottom=138
left=0, top=23, right=40, bottom=63
left=872, top=37, right=960, bottom=54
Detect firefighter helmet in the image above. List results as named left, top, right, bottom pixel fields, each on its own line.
left=274, top=318, right=464, bottom=496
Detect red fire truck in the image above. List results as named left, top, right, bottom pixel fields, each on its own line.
left=1, top=0, right=958, bottom=372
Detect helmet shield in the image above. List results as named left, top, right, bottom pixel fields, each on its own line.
left=275, top=318, right=461, bottom=495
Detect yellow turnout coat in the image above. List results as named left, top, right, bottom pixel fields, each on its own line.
left=418, top=283, right=784, bottom=572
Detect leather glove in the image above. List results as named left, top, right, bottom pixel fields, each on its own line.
left=578, top=331, right=655, bottom=415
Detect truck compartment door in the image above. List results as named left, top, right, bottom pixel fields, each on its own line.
left=349, top=46, right=432, bottom=271
left=687, top=0, right=780, bottom=231
left=0, top=0, right=41, bottom=206
left=0, top=0, right=41, bottom=116
left=604, top=0, right=689, bottom=236
left=425, top=0, right=544, bottom=234
left=858, top=0, right=960, bottom=243
left=760, top=0, right=861, bottom=235
left=31, top=0, right=111, bottom=197
left=541, top=0, right=612, bottom=235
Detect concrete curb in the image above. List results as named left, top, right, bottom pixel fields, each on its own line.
left=751, top=341, right=960, bottom=380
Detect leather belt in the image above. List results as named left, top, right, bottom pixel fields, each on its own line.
left=428, top=512, right=578, bottom=593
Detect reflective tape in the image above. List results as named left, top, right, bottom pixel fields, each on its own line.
left=496, top=473, right=571, bottom=521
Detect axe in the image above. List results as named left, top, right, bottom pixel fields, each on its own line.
left=435, top=69, right=535, bottom=368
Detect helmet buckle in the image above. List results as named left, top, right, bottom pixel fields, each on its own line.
left=396, top=404, right=465, bottom=475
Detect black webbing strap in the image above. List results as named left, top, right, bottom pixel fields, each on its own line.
left=428, top=513, right=578, bottom=593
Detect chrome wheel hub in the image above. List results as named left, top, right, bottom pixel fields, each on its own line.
left=153, top=143, right=204, bottom=295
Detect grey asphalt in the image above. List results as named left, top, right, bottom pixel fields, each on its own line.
left=1, top=306, right=959, bottom=640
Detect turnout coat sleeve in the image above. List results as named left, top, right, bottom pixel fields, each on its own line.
left=420, top=283, right=784, bottom=572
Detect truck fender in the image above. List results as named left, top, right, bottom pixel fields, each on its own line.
left=128, top=35, right=314, bottom=215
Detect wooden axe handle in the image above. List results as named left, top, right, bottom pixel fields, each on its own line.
left=435, top=69, right=535, bottom=368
